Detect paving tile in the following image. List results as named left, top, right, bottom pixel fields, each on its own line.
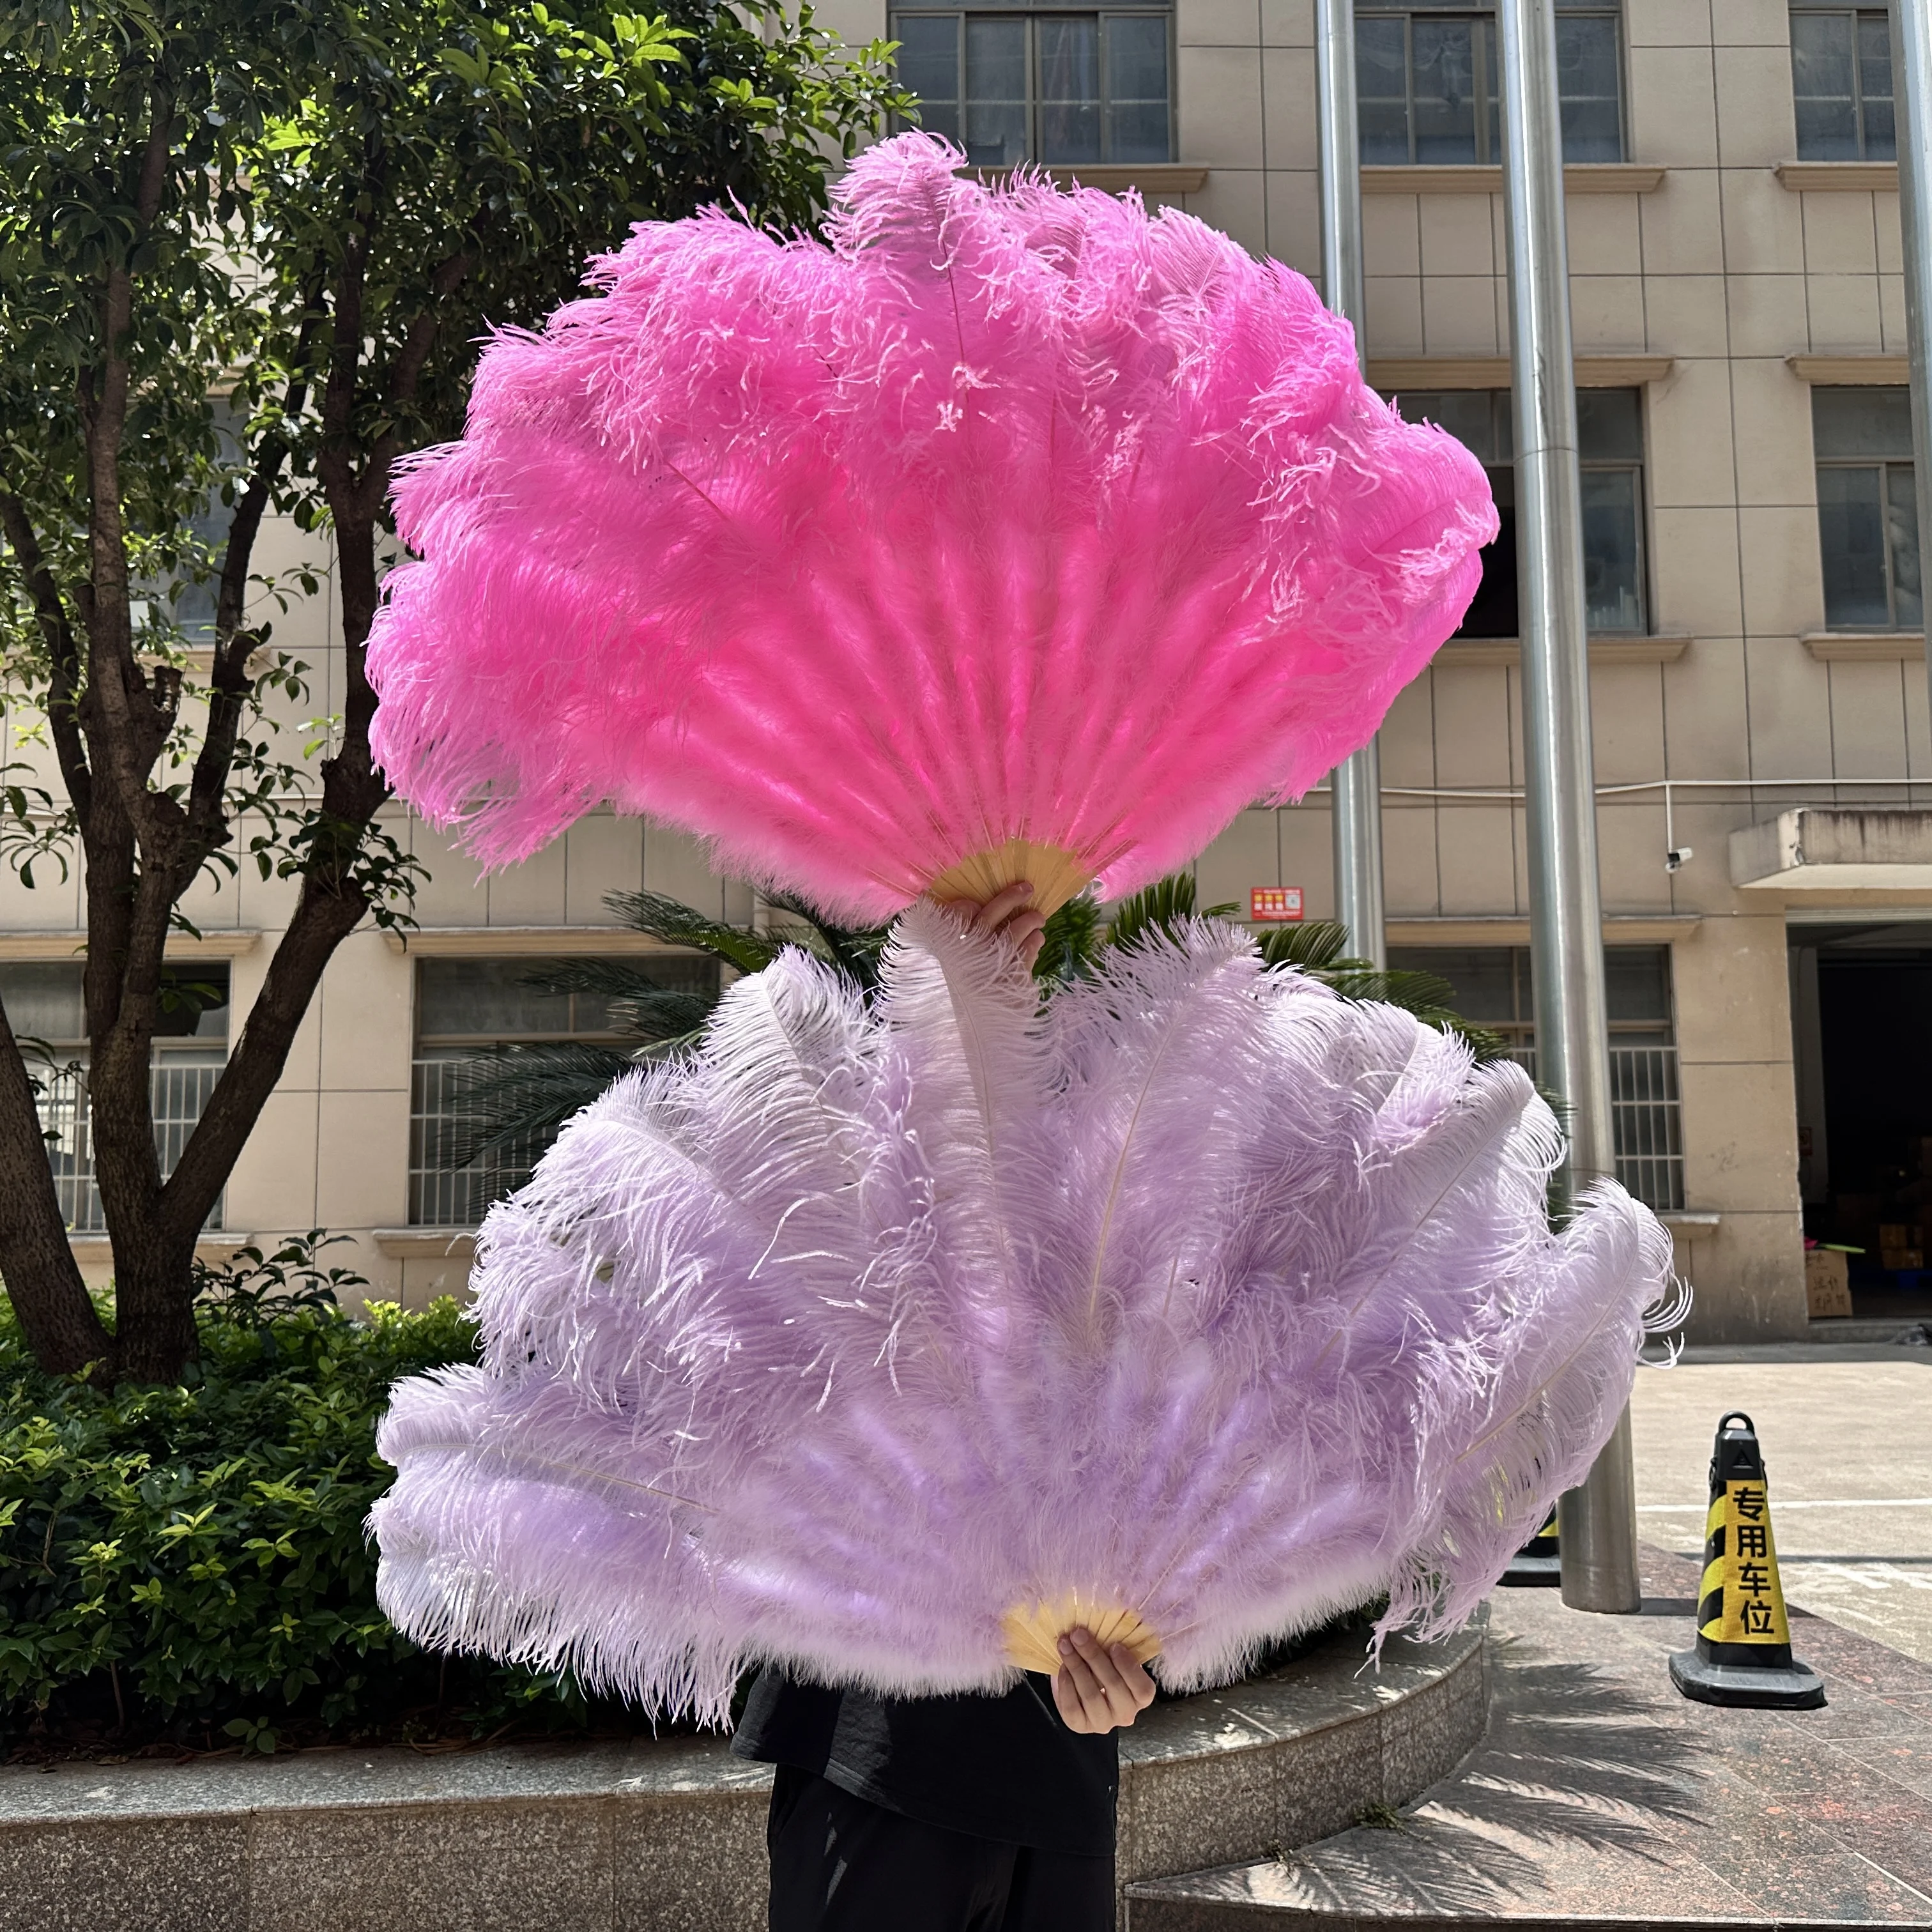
left=1680, top=1848, right=1932, bottom=1923
left=1198, top=1584, right=1932, bottom=1931
left=1713, top=1726, right=1908, bottom=1799
left=1816, top=1809, right=1932, bottom=1901
left=1841, top=1736, right=1932, bottom=1801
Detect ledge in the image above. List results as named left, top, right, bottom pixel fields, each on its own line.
left=0, top=1613, right=1485, bottom=1932
left=1386, top=916, right=1700, bottom=945
left=1370, top=354, right=1674, bottom=390
left=1434, top=634, right=1691, bottom=666
left=1659, top=1211, right=1722, bottom=1233
left=1731, top=807, right=1932, bottom=890
left=1361, top=163, right=1664, bottom=195
left=1788, top=353, right=1908, bottom=384
left=0, top=928, right=260, bottom=961
left=1776, top=161, right=1898, bottom=192
left=385, top=926, right=710, bottom=958
left=965, top=162, right=1209, bottom=194
left=374, top=1227, right=477, bottom=1261
left=1804, top=631, right=1924, bottom=661
left=70, top=1233, right=252, bottom=1262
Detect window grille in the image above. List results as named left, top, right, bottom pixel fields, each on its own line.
left=1814, top=387, right=1920, bottom=632
left=1356, top=0, right=1625, bottom=165
left=1790, top=6, right=1897, bottom=160
left=0, top=962, right=229, bottom=1232
left=408, top=953, right=721, bottom=1227
left=1388, top=944, right=1685, bottom=1211
left=891, top=7, right=1173, bottom=166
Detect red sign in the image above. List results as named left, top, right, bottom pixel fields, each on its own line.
left=1250, top=886, right=1303, bottom=923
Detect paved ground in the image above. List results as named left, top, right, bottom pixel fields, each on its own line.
left=1128, top=1549, right=1932, bottom=1926
left=1629, top=1346, right=1932, bottom=1665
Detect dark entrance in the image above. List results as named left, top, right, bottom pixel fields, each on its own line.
left=1790, top=922, right=1932, bottom=1316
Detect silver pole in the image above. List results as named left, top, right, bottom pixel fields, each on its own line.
left=1316, top=0, right=1388, bottom=970
left=1894, top=0, right=1932, bottom=724
left=1496, top=0, right=1638, bottom=1613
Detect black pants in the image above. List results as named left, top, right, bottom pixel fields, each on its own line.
left=765, top=1763, right=1115, bottom=1932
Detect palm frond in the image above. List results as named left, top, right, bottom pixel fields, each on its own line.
left=1255, top=919, right=1354, bottom=974
left=445, top=1043, right=641, bottom=1167
left=760, top=888, right=890, bottom=990
left=602, top=889, right=785, bottom=975
left=1036, top=893, right=1104, bottom=983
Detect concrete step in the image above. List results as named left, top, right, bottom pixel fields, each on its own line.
left=1126, top=1547, right=1932, bottom=1932
left=1805, top=1318, right=1932, bottom=1347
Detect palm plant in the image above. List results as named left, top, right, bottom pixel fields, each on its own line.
left=450, top=873, right=1503, bottom=1186
left=448, top=890, right=887, bottom=1170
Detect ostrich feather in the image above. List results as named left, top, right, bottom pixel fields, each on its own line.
left=372, top=909, right=1675, bottom=1722
left=365, top=132, right=1498, bottom=922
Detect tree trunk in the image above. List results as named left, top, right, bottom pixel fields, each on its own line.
left=107, top=1230, right=202, bottom=1384
left=0, top=1007, right=112, bottom=1374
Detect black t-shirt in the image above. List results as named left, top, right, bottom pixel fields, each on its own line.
left=730, top=1669, right=1119, bottom=1857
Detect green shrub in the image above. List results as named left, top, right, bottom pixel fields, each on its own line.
left=0, top=1237, right=591, bottom=1752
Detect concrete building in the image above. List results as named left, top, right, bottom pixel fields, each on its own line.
left=5, top=0, right=1931, bottom=1340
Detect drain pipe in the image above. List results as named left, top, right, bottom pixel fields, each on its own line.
left=1315, top=0, right=1388, bottom=970
left=1496, top=0, right=1640, bottom=1613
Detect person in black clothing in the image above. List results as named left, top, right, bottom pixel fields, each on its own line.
left=735, top=1621, right=1156, bottom=1932
left=732, top=884, right=1158, bottom=1931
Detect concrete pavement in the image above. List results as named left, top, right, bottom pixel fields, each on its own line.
left=1630, top=1346, right=1932, bottom=1665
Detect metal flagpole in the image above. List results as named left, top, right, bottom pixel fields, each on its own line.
left=1496, top=0, right=1639, bottom=1612
left=1892, top=0, right=1932, bottom=727
left=1315, top=0, right=1388, bottom=971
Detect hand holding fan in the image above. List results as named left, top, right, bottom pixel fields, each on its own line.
left=366, top=132, right=1498, bottom=920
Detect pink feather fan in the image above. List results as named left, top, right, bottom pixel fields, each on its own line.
left=367, top=133, right=1496, bottom=921
left=374, top=910, right=1680, bottom=1722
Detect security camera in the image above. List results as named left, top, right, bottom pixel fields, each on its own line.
left=1666, top=846, right=1693, bottom=873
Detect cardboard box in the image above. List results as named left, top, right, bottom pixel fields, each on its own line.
left=1805, top=1248, right=1853, bottom=1319
left=1880, top=1223, right=1915, bottom=1248
left=1882, top=1248, right=1925, bottom=1272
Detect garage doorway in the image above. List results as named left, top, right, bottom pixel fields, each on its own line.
left=1790, top=921, right=1932, bottom=1317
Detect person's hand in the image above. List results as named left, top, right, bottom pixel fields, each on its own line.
left=1051, top=1625, right=1157, bottom=1735
left=942, top=879, right=1047, bottom=970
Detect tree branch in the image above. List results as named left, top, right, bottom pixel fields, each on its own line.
left=183, top=317, right=323, bottom=862
left=77, top=72, right=183, bottom=834
left=0, top=487, right=92, bottom=824
left=159, top=872, right=367, bottom=1230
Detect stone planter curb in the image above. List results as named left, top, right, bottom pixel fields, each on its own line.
left=0, top=1612, right=1486, bottom=1931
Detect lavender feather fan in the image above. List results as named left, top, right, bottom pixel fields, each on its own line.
left=365, top=132, right=1497, bottom=923
left=374, top=908, right=1677, bottom=1721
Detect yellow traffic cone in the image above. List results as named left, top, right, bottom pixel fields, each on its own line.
left=1669, top=1411, right=1824, bottom=1709
left=1500, top=1507, right=1561, bottom=1586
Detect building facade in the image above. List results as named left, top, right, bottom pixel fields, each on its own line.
left=4, top=0, right=1930, bottom=1340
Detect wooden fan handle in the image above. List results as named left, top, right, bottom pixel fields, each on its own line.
left=926, top=839, right=1091, bottom=920
left=1000, top=1594, right=1162, bottom=1676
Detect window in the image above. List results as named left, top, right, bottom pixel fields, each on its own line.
left=1385, top=944, right=1684, bottom=1209
left=1356, top=1, right=1625, bottom=165
left=1814, top=387, right=1920, bottom=632
left=409, top=954, right=721, bottom=1226
left=0, top=962, right=229, bottom=1232
left=1790, top=6, right=1896, bottom=160
left=892, top=7, right=1172, bottom=165
left=1390, top=387, right=1648, bottom=636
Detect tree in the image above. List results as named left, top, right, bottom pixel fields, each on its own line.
left=0, top=0, right=903, bottom=1381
